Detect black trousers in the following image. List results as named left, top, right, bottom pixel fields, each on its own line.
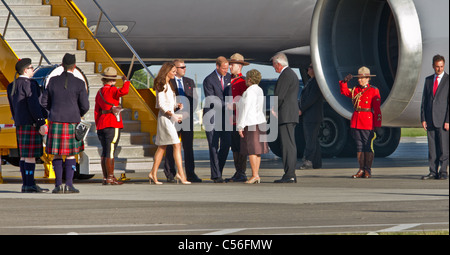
left=279, top=123, right=297, bottom=179
left=303, top=121, right=322, bottom=168
left=426, top=126, right=449, bottom=178
left=164, top=130, right=195, bottom=178
left=97, top=128, right=121, bottom=158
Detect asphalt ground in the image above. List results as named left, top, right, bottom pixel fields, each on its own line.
left=0, top=137, right=448, bottom=241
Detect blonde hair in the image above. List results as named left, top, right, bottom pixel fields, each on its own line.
left=246, top=69, right=262, bottom=85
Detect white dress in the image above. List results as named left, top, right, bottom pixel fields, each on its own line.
left=155, top=83, right=180, bottom=145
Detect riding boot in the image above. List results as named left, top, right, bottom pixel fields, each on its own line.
left=352, top=152, right=365, bottom=178
left=105, top=158, right=123, bottom=185
left=364, top=152, right=374, bottom=178
left=101, top=157, right=107, bottom=185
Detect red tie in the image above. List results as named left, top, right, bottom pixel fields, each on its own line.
left=433, top=75, right=439, bottom=96
left=221, top=76, right=224, bottom=90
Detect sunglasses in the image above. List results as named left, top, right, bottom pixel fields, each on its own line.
left=177, top=66, right=186, bottom=69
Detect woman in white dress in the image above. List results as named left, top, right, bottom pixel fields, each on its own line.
left=149, top=62, right=191, bottom=185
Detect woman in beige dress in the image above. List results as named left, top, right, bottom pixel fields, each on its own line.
left=149, top=62, right=190, bottom=185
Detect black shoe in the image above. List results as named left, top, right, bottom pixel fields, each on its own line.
left=166, top=175, right=176, bottom=183
left=274, top=177, right=297, bottom=183
left=187, top=175, right=203, bottom=183
left=52, top=185, right=65, bottom=194
left=225, top=173, right=247, bottom=183
left=64, top=185, right=80, bottom=193
left=212, top=177, right=224, bottom=183
left=439, top=175, right=448, bottom=180
left=30, top=185, right=49, bottom=193
left=421, top=174, right=438, bottom=180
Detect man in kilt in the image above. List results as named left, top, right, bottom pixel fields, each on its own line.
left=41, top=53, right=89, bottom=193
left=7, top=58, right=49, bottom=193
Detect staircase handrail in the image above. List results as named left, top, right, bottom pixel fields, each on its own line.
left=0, top=0, right=52, bottom=65
left=91, top=0, right=154, bottom=81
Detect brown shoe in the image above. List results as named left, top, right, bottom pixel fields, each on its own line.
left=352, top=169, right=365, bottom=178
left=364, top=168, right=372, bottom=178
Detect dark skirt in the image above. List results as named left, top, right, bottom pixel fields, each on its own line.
left=240, top=124, right=269, bottom=155
left=46, top=122, right=84, bottom=155
left=16, top=125, right=43, bottom=158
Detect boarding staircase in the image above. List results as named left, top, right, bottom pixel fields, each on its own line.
left=0, top=0, right=157, bottom=176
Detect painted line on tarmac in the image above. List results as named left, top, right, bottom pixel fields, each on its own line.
left=27, top=222, right=448, bottom=235
left=376, top=223, right=422, bottom=233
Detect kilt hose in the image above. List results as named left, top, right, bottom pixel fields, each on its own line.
left=16, top=125, right=44, bottom=158
left=46, top=122, right=84, bottom=156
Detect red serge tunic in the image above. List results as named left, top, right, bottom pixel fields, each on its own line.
left=339, top=81, right=382, bottom=130
left=231, top=73, right=247, bottom=125
left=94, top=81, right=130, bottom=130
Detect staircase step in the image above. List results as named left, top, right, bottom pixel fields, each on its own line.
left=7, top=39, right=77, bottom=51
left=3, top=0, right=42, bottom=5
left=84, top=144, right=157, bottom=159
left=3, top=27, right=69, bottom=40
left=0, top=16, right=60, bottom=28
left=0, top=5, right=51, bottom=16
left=84, top=131, right=150, bottom=146
left=13, top=49, right=86, bottom=64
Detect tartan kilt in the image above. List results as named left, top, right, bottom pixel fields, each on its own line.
left=16, top=125, right=44, bottom=158
left=46, top=122, right=84, bottom=155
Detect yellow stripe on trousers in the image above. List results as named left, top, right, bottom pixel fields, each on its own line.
left=370, top=132, right=377, bottom=153
left=110, top=128, right=119, bottom=158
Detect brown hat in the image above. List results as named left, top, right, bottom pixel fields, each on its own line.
left=353, top=66, right=376, bottom=78
left=228, top=53, right=250, bottom=66
left=100, top=67, right=121, bottom=79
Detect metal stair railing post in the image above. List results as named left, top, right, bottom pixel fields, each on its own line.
left=1, top=0, right=52, bottom=65
left=92, top=0, right=154, bottom=84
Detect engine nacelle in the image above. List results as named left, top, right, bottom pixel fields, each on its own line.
left=311, top=0, right=449, bottom=127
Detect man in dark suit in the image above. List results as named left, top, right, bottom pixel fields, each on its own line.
left=421, top=54, right=449, bottom=180
left=164, top=59, right=202, bottom=182
left=203, top=56, right=232, bottom=183
left=271, top=53, right=300, bottom=183
left=298, top=63, right=323, bottom=169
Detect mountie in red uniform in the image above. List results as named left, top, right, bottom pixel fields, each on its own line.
left=94, top=80, right=130, bottom=130
left=339, top=81, right=382, bottom=130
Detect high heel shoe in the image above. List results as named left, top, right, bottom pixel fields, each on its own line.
left=175, top=174, right=191, bottom=185
left=245, top=177, right=261, bottom=184
left=149, top=175, right=163, bottom=185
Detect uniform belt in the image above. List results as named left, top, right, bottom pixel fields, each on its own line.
left=355, top=107, right=372, bottom=112
left=102, top=110, right=112, bottom=114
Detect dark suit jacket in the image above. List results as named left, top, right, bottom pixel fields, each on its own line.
left=421, top=72, right=449, bottom=128
left=170, top=76, right=197, bottom=130
left=274, top=67, right=300, bottom=124
left=7, top=77, right=47, bottom=127
left=299, top=77, right=323, bottom=123
left=41, top=72, right=89, bottom=123
left=202, top=70, right=231, bottom=128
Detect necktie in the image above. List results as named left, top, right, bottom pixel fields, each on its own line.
left=433, top=75, right=439, bottom=96
left=221, top=76, right=224, bottom=90
left=177, top=79, right=185, bottom=96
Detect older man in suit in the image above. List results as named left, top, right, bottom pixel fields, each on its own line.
left=421, top=54, right=449, bottom=180
left=203, top=56, right=232, bottom=183
left=164, top=59, right=202, bottom=182
left=271, top=53, right=300, bottom=183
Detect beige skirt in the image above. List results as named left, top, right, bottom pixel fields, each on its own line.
left=240, top=124, right=269, bottom=155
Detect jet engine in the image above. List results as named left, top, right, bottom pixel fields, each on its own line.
left=311, top=0, right=449, bottom=127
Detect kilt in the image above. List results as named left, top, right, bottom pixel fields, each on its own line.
left=16, top=125, right=44, bottom=158
left=46, top=122, right=84, bottom=155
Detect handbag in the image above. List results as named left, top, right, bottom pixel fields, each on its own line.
left=99, top=89, right=123, bottom=122
left=75, top=120, right=91, bottom=141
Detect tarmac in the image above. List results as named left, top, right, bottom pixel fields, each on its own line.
left=0, top=137, right=448, bottom=236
